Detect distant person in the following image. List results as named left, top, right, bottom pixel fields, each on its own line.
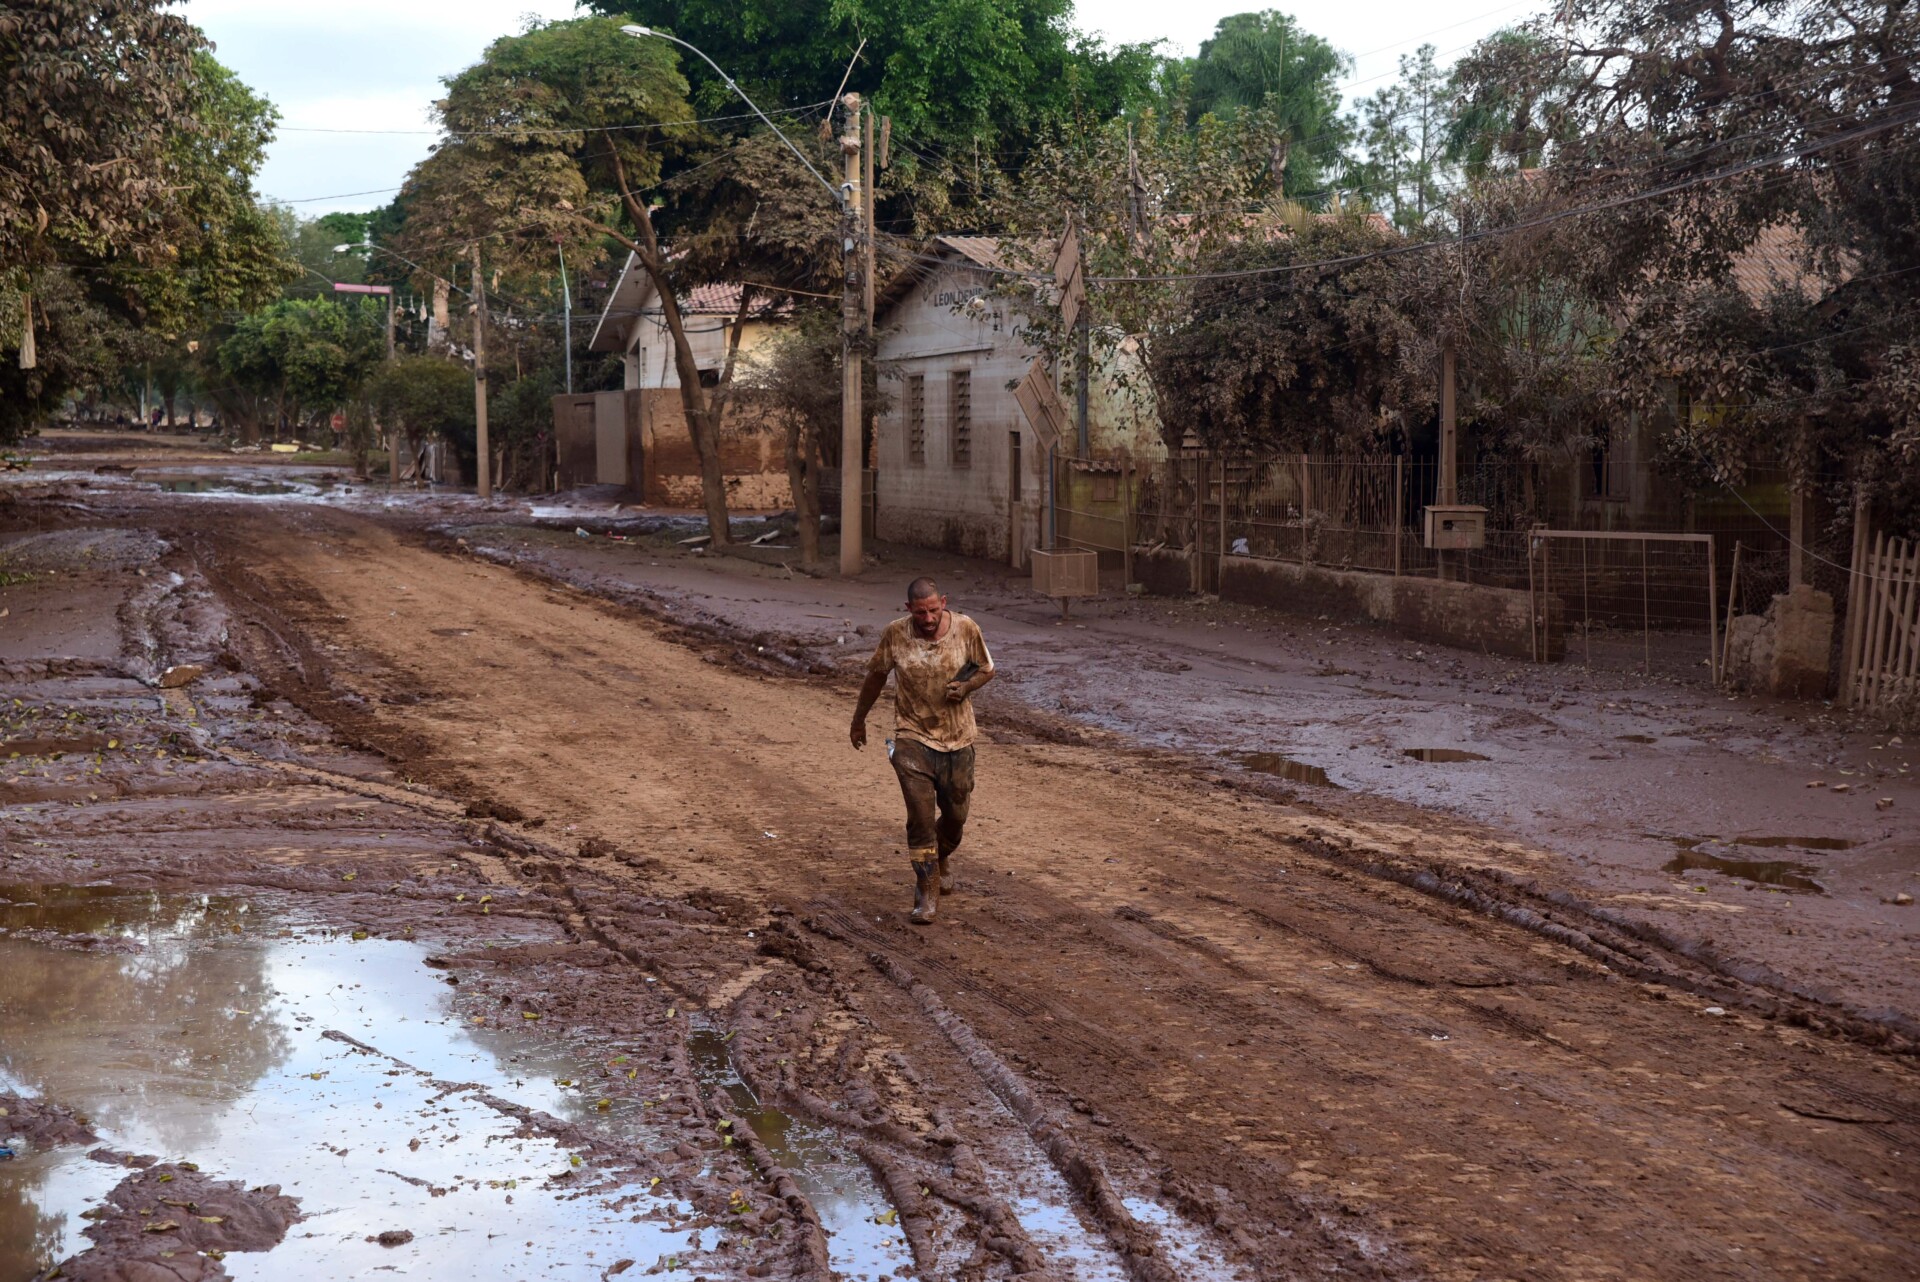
left=850, top=577, right=996, bottom=924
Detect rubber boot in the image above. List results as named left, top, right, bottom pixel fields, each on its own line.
left=909, top=860, right=940, bottom=925
left=936, top=849, right=956, bottom=895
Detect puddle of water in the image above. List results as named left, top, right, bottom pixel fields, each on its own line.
left=1660, top=849, right=1826, bottom=893
left=1009, top=1196, right=1132, bottom=1282
left=1722, top=835, right=1857, bottom=852
left=686, top=1027, right=911, bottom=1282
left=0, top=885, right=705, bottom=1281
left=154, top=478, right=304, bottom=496
left=1616, top=734, right=1658, bottom=744
left=1401, top=748, right=1491, bottom=763
left=1227, top=752, right=1337, bottom=787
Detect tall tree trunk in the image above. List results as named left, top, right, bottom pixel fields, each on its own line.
left=784, top=418, right=822, bottom=568
left=601, top=149, right=736, bottom=548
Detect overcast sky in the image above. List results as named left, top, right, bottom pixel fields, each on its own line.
left=182, top=0, right=1539, bottom=214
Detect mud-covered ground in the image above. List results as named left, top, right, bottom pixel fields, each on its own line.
left=3, top=430, right=1918, bottom=1282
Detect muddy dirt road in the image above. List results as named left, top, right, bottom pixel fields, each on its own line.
left=4, top=473, right=1919, bottom=1280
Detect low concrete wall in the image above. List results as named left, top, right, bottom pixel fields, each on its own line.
left=1135, top=549, right=1558, bottom=660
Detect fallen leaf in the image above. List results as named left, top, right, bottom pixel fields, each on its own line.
left=143, top=1220, right=180, bottom=1233
left=875, top=1209, right=899, bottom=1226
left=521, top=1012, right=541, bottom=1021
left=341, top=873, right=357, bottom=882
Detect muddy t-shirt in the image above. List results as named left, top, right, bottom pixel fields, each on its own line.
left=866, top=612, right=994, bottom=752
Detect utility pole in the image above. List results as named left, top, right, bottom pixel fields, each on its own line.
left=1438, top=340, right=1458, bottom=580
left=1074, top=308, right=1090, bottom=458
left=472, top=245, right=491, bottom=499
left=385, top=286, right=398, bottom=484
left=839, top=93, right=864, bottom=577
left=557, top=240, right=574, bottom=395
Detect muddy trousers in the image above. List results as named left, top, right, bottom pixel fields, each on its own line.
left=889, top=739, right=975, bottom=863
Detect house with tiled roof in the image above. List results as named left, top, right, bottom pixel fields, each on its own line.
left=870, top=236, right=1167, bottom=569
left=549, top=254, right=794, bottom=506
left=587, top=253, right=791, bottom=389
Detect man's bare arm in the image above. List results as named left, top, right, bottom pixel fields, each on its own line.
left=944, top=666, right=995, bottom=703
left=849, top=670, right=888, bottom=749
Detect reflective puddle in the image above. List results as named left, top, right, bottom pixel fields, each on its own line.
left=1401, top=748, right=1491, bottom=763
left=1228, top=753, right=1336, bottom=787
left=152, top=477, right=306, bottom=497
left=0, top=885, right=705, bottom=1280
left=1657, top=836, right=1843, bottom=893
left=686, top=1026, right=910, bottom=1282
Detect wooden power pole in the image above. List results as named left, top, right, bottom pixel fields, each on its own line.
left=839, top=94, right=864, bottom=577
left=471, top=245, right=491, bottom=500
left=1438, top=340, right=1458, bottom=580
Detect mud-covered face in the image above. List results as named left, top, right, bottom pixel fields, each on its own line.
left=907, top=593, right=947, bottom=638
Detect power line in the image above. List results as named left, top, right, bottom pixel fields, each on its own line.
left=277, top=99, right=833, bottom=138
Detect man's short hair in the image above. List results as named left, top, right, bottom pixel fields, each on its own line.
left=906, top=576, right=941, bottom=602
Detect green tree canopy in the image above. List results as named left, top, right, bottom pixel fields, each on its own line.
left=1176, top=10, right=1350, bottom=199
left=584, top=0, right=1161, bottom=221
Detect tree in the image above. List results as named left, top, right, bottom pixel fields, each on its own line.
left=1148, top=210, right=1430, bottom=453
left=583, top=0, right=1160, bottom=222
left=1, top=8, right=291, bottom=443
left=1454, top=0, right=1920, bottom=510
left=0, top=0, right=202, bottom=274
left=367, top=355, right=477, bottom=475
left=216, top=298, right=386, bottom=440
left=1179, top=10, right=1351, bottom=199
left=740, top=311, right=839, bottom=566
left=406, top=15, right=849, bottom=540
left=1351, top=45, right=1452, bottom=231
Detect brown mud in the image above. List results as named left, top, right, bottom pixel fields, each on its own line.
left=3, top=436, right=1919, bottom=1281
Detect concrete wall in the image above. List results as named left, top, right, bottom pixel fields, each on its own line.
left=551, top=389, right=790, bottom=509
left=1133, top=548, right=1557, bottom=660
left=639, top=390, right=790, bottom=510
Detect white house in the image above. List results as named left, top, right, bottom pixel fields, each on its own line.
left=587, top=252, right=787, bottom=389
left=871, top=236, right=1164, bottom=568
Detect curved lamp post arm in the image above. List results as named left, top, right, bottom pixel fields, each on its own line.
left=621, top=24, right=845, bottom=209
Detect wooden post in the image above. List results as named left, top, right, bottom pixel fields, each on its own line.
left=1789, top=483, right=1810, bottom=589
left=1392, top=454, right=1404, bottom=576
left=1840, top=491, right=1871, bottom=701
left=1888, top=539, right=1919, bottom=712
left=1722, top=541, right=1743, bottom=680
left=839, top=94, right=864, bottom=576
left=1438, top=342, right=1459, bottom=581
left=471, top=246, right=490, bottom=499
left=1527, top=532, right=1538, bottom=662
left=1641, top=536, right=1651, bottom=676
left=1121, top=456, right=1134, bottom=589
left=1862, top=532, right=1889, bottom=711
left=1706, top=533, right=1719, bottom=686
left=1217, top=457, right=1228, bottom=592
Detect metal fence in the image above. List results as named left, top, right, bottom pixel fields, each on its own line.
left=1527, top=530, right=1719, bottom=682
left=1041, top=451, right=1832, bottom=688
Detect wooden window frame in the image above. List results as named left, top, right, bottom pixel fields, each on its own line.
left=906, top=374, right=926, bottom=465
left=949, top=369, right=972, bottom=468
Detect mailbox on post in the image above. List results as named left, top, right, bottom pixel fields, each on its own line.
left=1423, top=504, right=1488, bottom=550
left=1030, top=547, right=1098, bottom=618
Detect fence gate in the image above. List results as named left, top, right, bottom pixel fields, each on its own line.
left=1844, top=532, right=1920, bottom=718
left=1528, top=530, right=1719, bottom=683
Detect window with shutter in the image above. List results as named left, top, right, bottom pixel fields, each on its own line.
left=950, top=370, right=971, bottom=467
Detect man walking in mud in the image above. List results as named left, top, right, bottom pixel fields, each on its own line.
left=850, top=577, right=996, bottom=924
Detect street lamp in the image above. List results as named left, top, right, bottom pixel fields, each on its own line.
left=619, top=25, right=842, bottom=206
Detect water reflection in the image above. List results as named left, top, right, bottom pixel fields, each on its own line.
left=0, top=887, right=705, bottom=1280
